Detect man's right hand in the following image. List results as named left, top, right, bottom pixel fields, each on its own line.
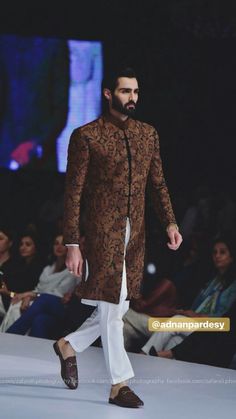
left=66, top=246, right=83, bottom=277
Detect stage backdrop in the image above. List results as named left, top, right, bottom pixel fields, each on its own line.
left=0, top=35, right=103, bottom=172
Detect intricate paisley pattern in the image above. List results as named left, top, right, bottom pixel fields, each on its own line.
left=63, top=114, right=176, bottom=304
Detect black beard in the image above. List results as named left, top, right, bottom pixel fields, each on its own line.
left=111, top=94, right=136, bottom=117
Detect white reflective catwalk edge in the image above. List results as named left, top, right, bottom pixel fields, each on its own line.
left=0, top=332, right=236, bottom=419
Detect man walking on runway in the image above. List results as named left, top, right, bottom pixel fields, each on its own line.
left=53, top=67, right=182, bottom=408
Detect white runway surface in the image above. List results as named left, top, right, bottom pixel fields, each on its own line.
left=0, top=332, right=236, bottom=418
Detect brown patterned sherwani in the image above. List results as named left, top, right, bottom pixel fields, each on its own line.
left=63, top=113, right=176, bottom=304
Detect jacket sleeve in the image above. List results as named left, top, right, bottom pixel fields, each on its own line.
left=149, top=128, right=177, bottom=228
left=63, top=129, right=90, bottom=244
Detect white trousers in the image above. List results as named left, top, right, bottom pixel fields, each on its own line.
left=64, top=218, right=134, bottom=384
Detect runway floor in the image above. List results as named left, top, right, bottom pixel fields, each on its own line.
left=0, top=332, right=236, bottom=419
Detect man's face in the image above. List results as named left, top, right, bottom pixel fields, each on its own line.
left=110, top=77, right=139, bottom=117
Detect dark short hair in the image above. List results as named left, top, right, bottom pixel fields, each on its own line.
left=102, top=66, right=137, bottom=93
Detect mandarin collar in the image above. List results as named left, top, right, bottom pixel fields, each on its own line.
left=102, top=113, right=134, bottom=131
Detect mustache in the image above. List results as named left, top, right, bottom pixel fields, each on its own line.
left=125, top=101, right=136, bottom=107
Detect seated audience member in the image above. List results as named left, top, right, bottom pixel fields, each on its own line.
left=171, top=232, right=213, bottom=308
left=140, top=234, right=236, bottom=356
left=1, top=229, right=44, bottom=294
left=16, top=229, right=44, bottom=291
left=154, top=300, right=236, bottom=369
left=123, top=277, right=179, bottom=352
left=0, top=226, right=17, bottom=320
left=5, top=233, right=79, bottom=338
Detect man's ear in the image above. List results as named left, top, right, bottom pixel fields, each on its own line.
left=103, top=88, right=112, bottom=101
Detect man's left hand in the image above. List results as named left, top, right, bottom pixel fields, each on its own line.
left=167, top=224, right=183, bottom=250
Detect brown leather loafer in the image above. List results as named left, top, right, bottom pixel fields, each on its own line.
left=53, top=341, right=78, bottom=389
left=109, top=386, right=144, bottom=408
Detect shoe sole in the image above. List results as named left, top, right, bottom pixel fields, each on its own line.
left=109, top=398, right=143, bottom=408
